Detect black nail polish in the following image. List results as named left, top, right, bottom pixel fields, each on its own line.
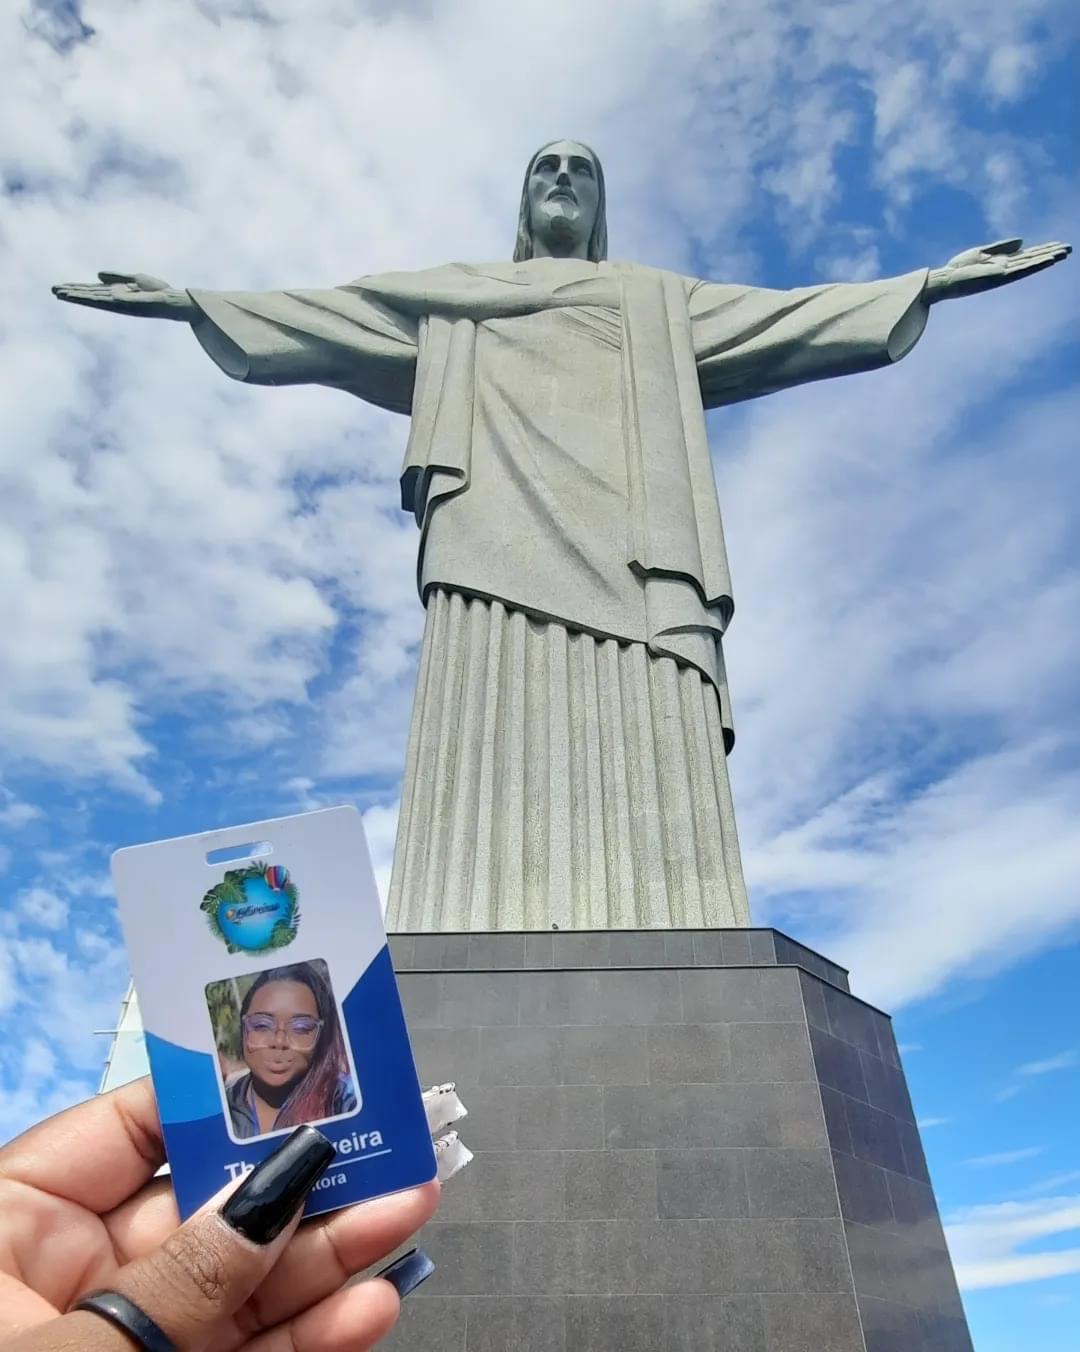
left=376, top=1248, right=435, bottom=1299
left=221, top=1125, right=335, bottom=1244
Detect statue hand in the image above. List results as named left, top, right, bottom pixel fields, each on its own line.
left=51, top=271, right=197, bottom=320
left=926, top=238, right=1071, bottom=302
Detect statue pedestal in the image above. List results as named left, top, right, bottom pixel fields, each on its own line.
left=383, top=930, right=973, bottom=1352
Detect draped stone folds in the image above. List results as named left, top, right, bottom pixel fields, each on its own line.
left=386, top=589, right=749, bottom=932
left=189, top=259, right=932, bottom=933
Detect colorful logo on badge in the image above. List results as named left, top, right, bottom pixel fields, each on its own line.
left=200, top=862, right=300, bottom=955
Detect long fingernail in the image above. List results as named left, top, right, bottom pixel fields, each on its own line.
left=221, top=1125, right=335, bottom=1244
left=376, top=1248, right=436, bottom=1299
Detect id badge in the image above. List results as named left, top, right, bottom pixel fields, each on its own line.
left=111, top=805, right=436, bottom=1219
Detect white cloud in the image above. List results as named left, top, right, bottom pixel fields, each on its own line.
left=286, top=777, right=323, bottom=814
left=993, top=1048, right=1079, bottom=1101
left=15, top=886, right=69, bottom=931
left=0, top=944, right=16, bottom=1015
left=985, top=43, right=1040, bottom=103
left=363, top=801, right=402, bottom=910
left=0, top=869, right=129, bottom=1141
left=0, top=787, right=41, bottom=830
left=1016, top=1172, right=1080, bottom=1198
left=0, top=1073, right=104, bottom=1148
left=966, top=1147, right=1045, bottom=1168
left=0, top=930, right=124, bottom=1141
left=724, top=267, right=1080, bottom=1007
left=0, top=785, right=40, bottom=876
left=1018, top=1051, right=1079, bottom=1077
left=917, top=1116, right=952, bottom=1129
left=816, top=236, right=882, bottom=283
left=21, top=1039, right=57, bottom=1082
left=947, top=1196, right=1080, bottom=1290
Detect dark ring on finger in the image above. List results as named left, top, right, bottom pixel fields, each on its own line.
left=73, top=1290, right=177, bottom=1352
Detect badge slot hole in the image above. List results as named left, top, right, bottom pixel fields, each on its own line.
left=205, top=840, right=273, bottom=866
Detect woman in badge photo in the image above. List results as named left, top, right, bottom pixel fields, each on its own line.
left=225, top=961, right=357, bottom=1139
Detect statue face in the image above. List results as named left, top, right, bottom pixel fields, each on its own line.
left=526, top=140, right=600, bottom=257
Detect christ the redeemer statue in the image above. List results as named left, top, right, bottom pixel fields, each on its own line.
left=54, top=140, right=1069, bottom=934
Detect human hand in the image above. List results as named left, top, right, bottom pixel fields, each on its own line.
left=0, top=1078, right=440, bottom=1351
left=926, top=238, right=1070, bottom=302
left=51, top=272, right=197, bottom=320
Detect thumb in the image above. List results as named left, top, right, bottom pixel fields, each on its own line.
left=131, top=273, right=175, bottom=291
left=980, top=237, right=1023, bottom=256
left=85, top=1126, right=335, bottom=1350
left=96, top=271, right=173, bottom=290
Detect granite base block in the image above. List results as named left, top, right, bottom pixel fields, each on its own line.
left=381, top=929, right=972, bottom=1352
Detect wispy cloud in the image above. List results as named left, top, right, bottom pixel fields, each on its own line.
left=947, top=1196, right=1080, bottom=1290
left=731, top=340, right=1080, bottom=1009
left=1015, top=1171, right=1080, bottom=1199
left=965, top=1147, right=1046, bottom=1168
left=0, top=850, right=129, bottom=1141
left=15, top=887, right=69, bottom=932
left=0, top=787, right=41, bottom=831
left=917, top=1116, right=952, bottom=1130
left=994, top=1048, right=1079, bottom=1101
left=1018, top=1050, right=1079, bottom=1077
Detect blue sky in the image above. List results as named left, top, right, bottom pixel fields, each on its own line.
left=1, top=1, right=1078, bottom=1347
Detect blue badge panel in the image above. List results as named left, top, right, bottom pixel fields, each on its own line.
left=111, top=806, right=435, bottom=1220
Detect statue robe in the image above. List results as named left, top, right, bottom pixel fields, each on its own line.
left=189, top=258, right=929, bottom=930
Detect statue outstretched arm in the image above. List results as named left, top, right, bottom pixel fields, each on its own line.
left=924, top=238, right=1070, bottom=303
left=52, top=271, right=420, bottom=413
left=690, top=266, right=932, bottom=408
left=52, top=272, right=196, bottom=320
left=690, top=235, right=1068, bottom=408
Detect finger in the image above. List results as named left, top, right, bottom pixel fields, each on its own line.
left=1004, top=246, right=1070, bottom=270
left=97, top=271, right=137, bottom=284
left=0, top=1078, right=164, bottom=1215
left=58, top=295, right=127, bottom=311
left=52, top=285, right=112, bottom=300
left=0, top=1269, right=58, bottom=1338
left=53, top=287, right=138, bottom=311
left=100, top=1127, right=335, bottom=1350
left=1011, top=240, right=1069, bottom=257
left=1001, top=257, right=1062, bottom=281
left=243, top=1180, right=439, bottom=1330
left=981, top=237, right=1023, bottom=255
left=246, top=1276, right=401, bottom=1352
left=106, top=1174, right=438, bottom=1330
left=1006, top=242, right=1071, bottom=267
left=104, top=1175, right=179, bottom=1263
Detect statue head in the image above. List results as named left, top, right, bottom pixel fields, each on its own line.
left=514, top=139, right=607, bottom=263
